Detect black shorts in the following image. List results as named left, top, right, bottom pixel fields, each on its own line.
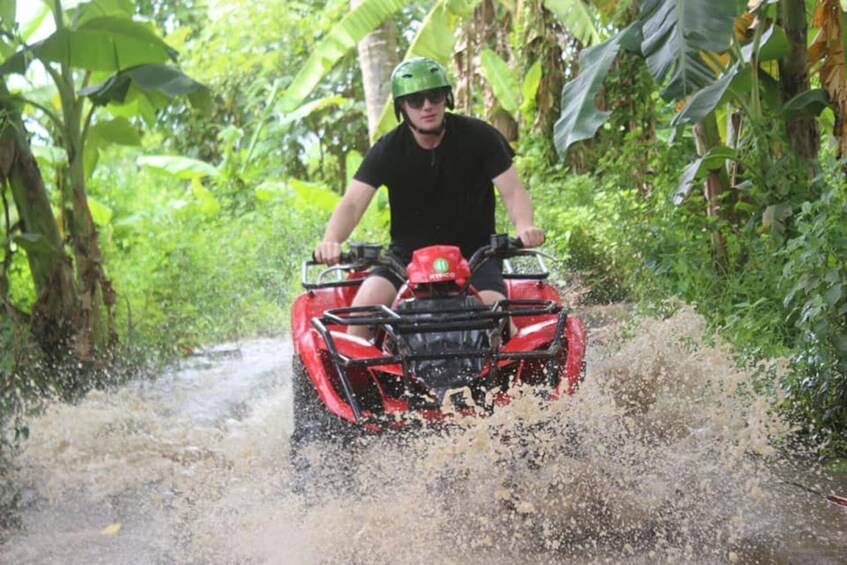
left=370, top=245, right=507, bottom=297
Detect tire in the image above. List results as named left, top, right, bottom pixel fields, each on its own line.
left=290, top=355, right=354, bottom=445
left=289, top=355, right=355, bottom=500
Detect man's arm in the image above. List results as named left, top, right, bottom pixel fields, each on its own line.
left=314, top=179, right=377, bottom=264
left=493, top=164, right=544, bottom=247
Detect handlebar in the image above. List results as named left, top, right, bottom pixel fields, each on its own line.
left=304, top=234, right=557, bottom=289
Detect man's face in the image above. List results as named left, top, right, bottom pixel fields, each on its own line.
left=400, top=88, right=447, bottom=131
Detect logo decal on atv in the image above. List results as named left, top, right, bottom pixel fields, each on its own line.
left=433, top=258, right=449, bottom=273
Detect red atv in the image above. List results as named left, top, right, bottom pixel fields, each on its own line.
left=290, top=234, right=585, bottom=447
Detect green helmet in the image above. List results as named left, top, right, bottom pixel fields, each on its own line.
left=391, top=57, right=454, bottom=120
left=391, top=57, right=451, bottom=99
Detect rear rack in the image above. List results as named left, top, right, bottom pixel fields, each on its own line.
left=311, top=299, right=568, bottom=424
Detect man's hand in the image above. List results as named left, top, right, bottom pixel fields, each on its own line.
left=516, top=226, right=544, bottom=248
left=314, top=241, right=343, bottom=265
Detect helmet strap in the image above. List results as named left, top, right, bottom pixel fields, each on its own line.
left=406, top=117, right=446, bottom=136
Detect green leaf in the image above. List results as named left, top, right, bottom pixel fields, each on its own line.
left=192, top=178, right=220, bottom=217
left=31, top=145, right=67, bottom=168
left=446, top=0, right=483, bottom=17
left=88, top=117, right=141, bottom=146
left=254, top=181, right=291, bottom=202
left=84, top=140, right=100, bottom=180
left=824, top=285, right=843, bottom=307
left=674, top=155, right=704, bottom=205
left=276, top=95, right=346, bottom=127
left=554, top=26, right=638, bottom=156
left=781, top=89, right=830, bottom=120
left=543, top=0, right=602, bottom=46
left=673, top=145, right=736, bottom=204
left=51, top=17, right=174, bottom=71
left=740, top=22, right=789, bottom=63
left=20, top=4, right=51, bottom=42
left=671, top=62, right=740, bottom=128
left=71, top=0, right=135, bottom=25
left=1, top=16, right=176, bottom=75
left=520, top=60, right=542, bottom=111
left=280, top=0, right=407, bottom=112
left=346, top=150, right=363, bottom=187
left=639, top=0, right=736, bottom=100
left=137, top=155, right=219, bottom=179
left=80, top=63, right=211, bottom=112
left=0, top=0, right=14, bottom=28
left=87, top=195, right=114, bottom=226
left=290, top=178, right=339, bottom=213
left=480, top=49, right=520, bottom=114
left=406, top=0, right=458, bottom=62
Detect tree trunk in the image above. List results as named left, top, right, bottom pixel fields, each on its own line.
left=694, top=113, right=730, bottom=272
left=0, top=83, right=80, bottom=357
left=351, top=0, right=400, bottom=142
left=778, top=0, right=819, bottom=163
left=58, top=70, right=117, bottom=360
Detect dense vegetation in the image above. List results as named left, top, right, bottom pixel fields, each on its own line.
left=1, top=0, right=845, bottom=509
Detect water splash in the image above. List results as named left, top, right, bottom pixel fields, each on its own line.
left=2, top=315, right=845, bottom=564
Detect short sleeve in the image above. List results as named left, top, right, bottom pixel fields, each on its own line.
left=353, top=136, right=389, bottom=189
left=481, top=123, right=515, bottom=180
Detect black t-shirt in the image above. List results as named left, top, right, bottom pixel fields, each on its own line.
left=353, top=113, right=514, bottom=257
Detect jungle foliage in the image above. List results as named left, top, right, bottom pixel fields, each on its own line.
left=0, top=0, right=845, bottom=475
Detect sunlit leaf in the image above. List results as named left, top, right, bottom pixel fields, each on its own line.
left=280, top=0, right=407, bottom=112
left=276, top=95, right=346, bottom=127
left=20, top=4, right=50, bottom=42
left=254, top=181, right=291, bottom=202
left=406, top=0, right=457, bottom=62
left=31, top=145, right=67, bottom=168
left=137, top=155, right=219, bottom=179
left=88, top=117, right=142, bottom=146
left=480, top=49, right=520, bottom=114
left=521, top=60, right=542, bottom=110
left=543, top=0, right=602, bottom=46
left=192, top=178, right=220, bottom=217
left=72, top=0, right=135, bottom=25
left=0, top=0, right=14, bottom=28
left=291, top=178, right=339, bottom=212
left=0, top=17, right=177, bottom=75
left=87, top=196, right=114, bottom=226
left=346, top=150, right=363, bottom=187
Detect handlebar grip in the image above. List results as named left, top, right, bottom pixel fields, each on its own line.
left=310, top=250, right=353, bottom=265
left=509, top=236, right=524, bottom=249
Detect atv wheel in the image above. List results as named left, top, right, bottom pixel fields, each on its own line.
left=289, top=355, right=356, bottom=500
left=290, top=355, right=351, bottom=446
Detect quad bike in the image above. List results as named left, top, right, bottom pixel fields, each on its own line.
left=289, top=234, right=586, bottom=450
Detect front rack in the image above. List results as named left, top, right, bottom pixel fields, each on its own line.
left=311, top=299, right=568, bottom=423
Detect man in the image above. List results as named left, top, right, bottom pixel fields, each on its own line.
left=314, top=57, right=544, bottom=338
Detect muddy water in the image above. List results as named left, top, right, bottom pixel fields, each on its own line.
left=2, top=309, right=846, bottom=564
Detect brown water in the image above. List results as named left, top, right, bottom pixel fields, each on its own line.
left=1, top=308, right=845, bottom=564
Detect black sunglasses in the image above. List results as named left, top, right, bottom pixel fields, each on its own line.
left=402, top=88, right=447, bottom=109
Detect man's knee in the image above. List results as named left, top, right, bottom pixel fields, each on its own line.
left=349, top=276, right=398, bottom=339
